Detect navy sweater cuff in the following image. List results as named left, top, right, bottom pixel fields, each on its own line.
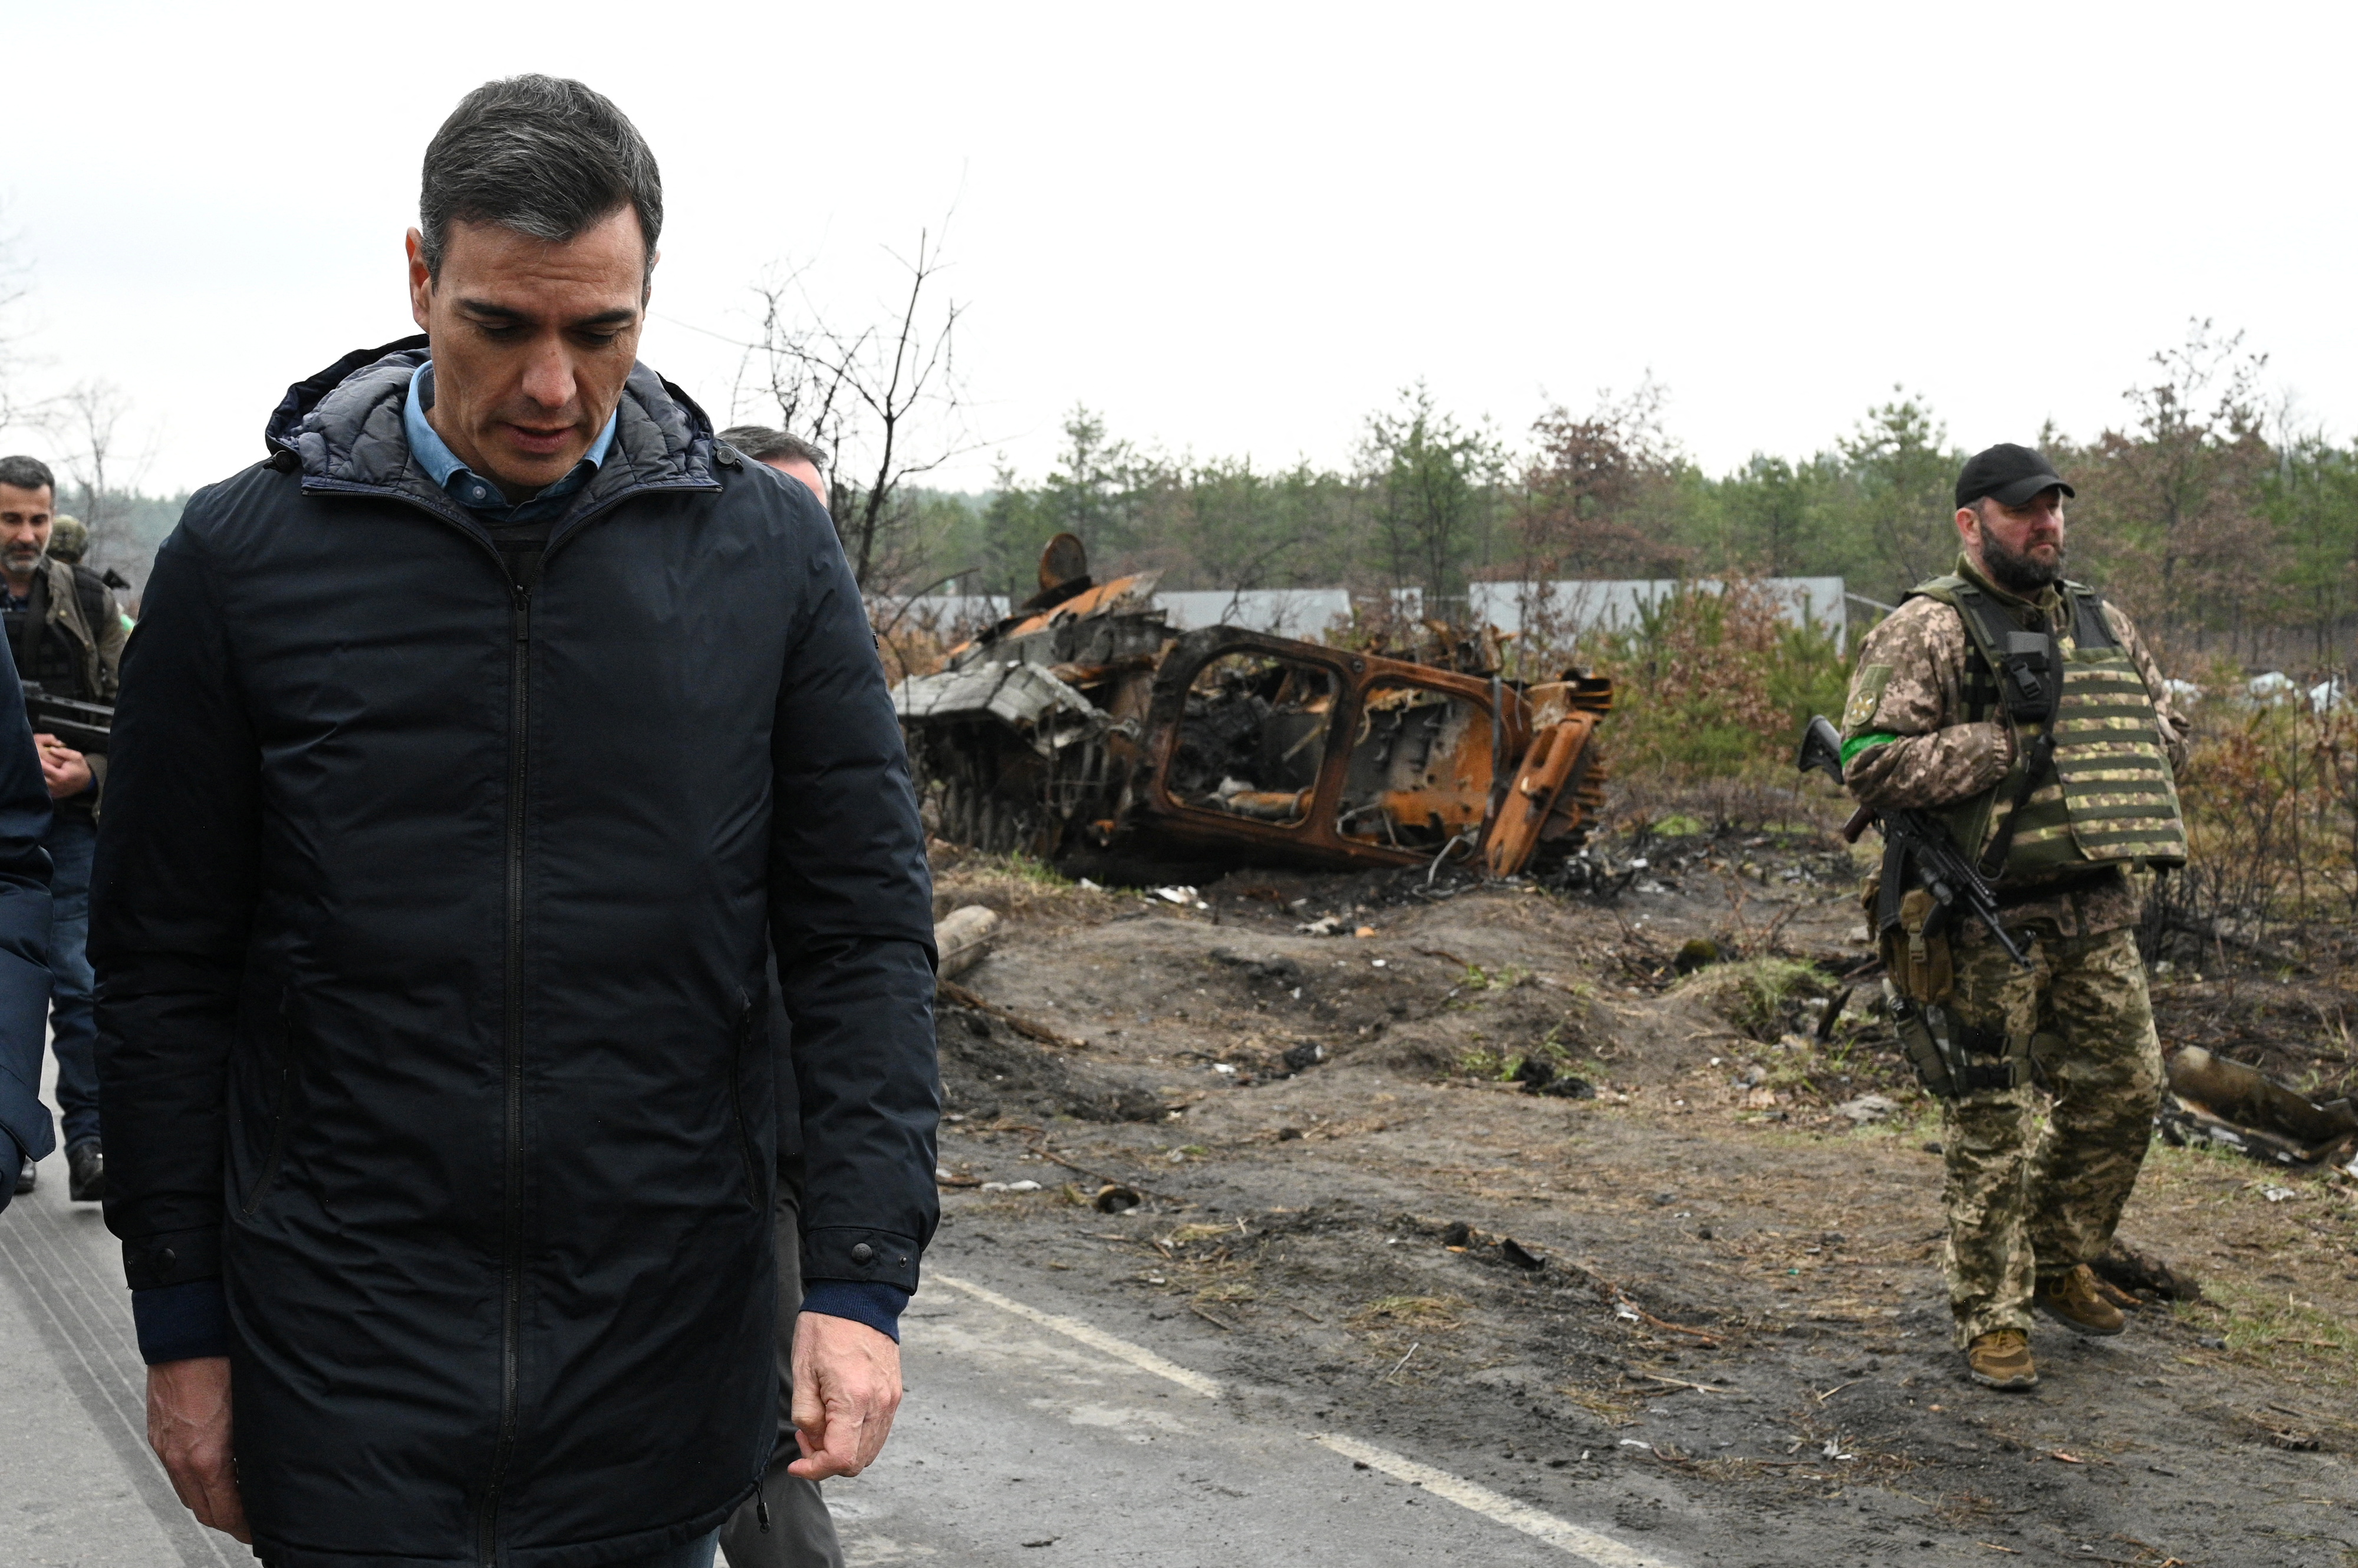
left=132, top=1279, right=232, bottom=1365
left=799, top=1280, right=911, bottom=1342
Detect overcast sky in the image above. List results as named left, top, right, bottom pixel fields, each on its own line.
left=2, top=1, right=2352, bottom=498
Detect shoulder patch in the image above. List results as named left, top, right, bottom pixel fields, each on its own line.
left=1843, top=665, right=1893, bottom=732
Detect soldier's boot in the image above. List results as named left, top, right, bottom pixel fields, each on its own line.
left=2033, top=1265, right=2126, bottom=1336
left=1965, top=1329, right=2037, bottom=1391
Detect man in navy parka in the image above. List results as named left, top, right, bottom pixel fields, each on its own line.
left=90, top=76, right=938, bottom=1568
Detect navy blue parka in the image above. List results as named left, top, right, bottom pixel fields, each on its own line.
left=90, top=341, right=938, bottom=1567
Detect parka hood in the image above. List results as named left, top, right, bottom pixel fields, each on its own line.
left=262, top=334, right=722, bottom=501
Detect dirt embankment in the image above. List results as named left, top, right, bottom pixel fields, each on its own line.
left=923, top=836, right=2358, bottom=1567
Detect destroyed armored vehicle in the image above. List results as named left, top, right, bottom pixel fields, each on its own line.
left=893, top=536, right=1613, bottom=878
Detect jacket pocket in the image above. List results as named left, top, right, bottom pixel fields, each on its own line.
left=729, top=993, right=767, bottom=1213
left=241, top=991, right=298, bottom=1217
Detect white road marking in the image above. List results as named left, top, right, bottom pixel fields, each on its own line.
left=1311, top=1432, right=1685, bottom=1568
left=930, top=1274, right=1224, bottom=1397
left=929, top=1272, right=1684, bottom=1568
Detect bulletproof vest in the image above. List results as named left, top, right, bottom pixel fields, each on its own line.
left=3, top=579, right=87, bottom=692
left=1908, top=574, right=2187, bottom=881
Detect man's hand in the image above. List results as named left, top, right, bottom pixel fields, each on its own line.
left=147, top=1356, right=251, bottom=1543
left=787, top=1312, right=903, bottom=1480
left=34, top=734, right=90, bottom=799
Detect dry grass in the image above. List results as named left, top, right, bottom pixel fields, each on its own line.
left=2117, top=1139, right=2358, bottom=1391
left=930, top=846, right=1131, bottom=924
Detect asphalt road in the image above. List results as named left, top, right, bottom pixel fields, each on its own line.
left=825, top=1270, right=1674, bottom=1567
left=1, top=1139, right=1678, bottom=1568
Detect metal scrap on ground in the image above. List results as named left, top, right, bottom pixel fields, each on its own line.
left=2161, top=1045, right=2358, bottom=1172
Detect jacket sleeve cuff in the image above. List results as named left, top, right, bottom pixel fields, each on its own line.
left=132, top=1279, right=231, bottom=1365
left=800, top=1224, right=920, bottom=1292
left=799, top=1280, right=911, bottom=1342
left=121, top=1226, right=223, bottom=1290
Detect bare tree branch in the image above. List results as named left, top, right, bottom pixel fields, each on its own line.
left=676, top=219, right=987, bottom=595
left=44, top=380, right=157, bottom=549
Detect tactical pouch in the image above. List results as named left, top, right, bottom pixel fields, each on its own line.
left=1865, top=872, right=1954, bottom=1004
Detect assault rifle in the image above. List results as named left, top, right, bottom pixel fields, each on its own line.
left=1797, top=714, right=2029, bottom=970
left=22, top=682, right=113, bottom=755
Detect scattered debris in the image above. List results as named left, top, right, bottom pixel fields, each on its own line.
left=2090, top=1238, right=2201, bottom=1303
left=1833, top=1093, right=1898, bottom=1125
left=1093, top=1184, right=1142, bottom=1213
left=980, top=1179, right=1043, bottom=1194
left=897, top=535, right=1613, bottom=877
left=2160, top=1046, right=2358, bottom=1168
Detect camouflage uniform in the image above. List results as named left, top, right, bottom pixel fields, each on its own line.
left=1842, top=556, right=2186, bottom=1349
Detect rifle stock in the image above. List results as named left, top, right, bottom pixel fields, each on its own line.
left=21, top=682, right=112, bottom=756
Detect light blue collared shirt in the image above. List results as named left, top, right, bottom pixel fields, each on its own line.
left=403, top=361, right=618, bottom=524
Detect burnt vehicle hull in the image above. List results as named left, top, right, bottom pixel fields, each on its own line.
left=894, top=567, right=1611, bottom=877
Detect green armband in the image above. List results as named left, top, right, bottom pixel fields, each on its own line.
left=1840, top=731, right=1898, bottom=766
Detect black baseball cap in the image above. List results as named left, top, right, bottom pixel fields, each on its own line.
left=1955, top=443, right=2074, bottom=509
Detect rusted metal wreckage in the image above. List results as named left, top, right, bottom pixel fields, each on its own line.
left=892, top=535, right=1613, bottom=877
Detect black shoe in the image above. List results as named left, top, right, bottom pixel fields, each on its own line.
left=12, top=1158, right=30, bottom=1196
left=67, top=1141, right=104, bottom=1203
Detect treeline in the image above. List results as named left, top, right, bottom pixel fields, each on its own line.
left=50, top=319, right=2358, bottom=679
left=901, top=320, right=2358, bottom=676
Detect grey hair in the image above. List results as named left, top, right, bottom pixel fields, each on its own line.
left=419, top=75, right=662, bottom=284
left=0, top=456, right=54, bottom=496
left=719, top=426, right=828, bottom=470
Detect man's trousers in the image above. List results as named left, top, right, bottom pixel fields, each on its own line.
left=42, top=813, right=98, bottom=1149
left=717, top=1191, right=847, bottom=1568
left=1938, top=921, right=2165, bottom=1348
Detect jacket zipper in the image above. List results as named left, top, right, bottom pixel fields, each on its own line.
left=477, top=581, right=531, bottom=1567
left=730, top=995, right=764, bottom=1211
left=297, top=472, right=720, bottom=1567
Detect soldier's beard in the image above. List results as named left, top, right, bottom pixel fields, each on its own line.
left=1982, top=532, right=2063, bottom=594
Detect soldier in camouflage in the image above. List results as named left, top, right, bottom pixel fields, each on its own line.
left=1840, top=443, right=2188, bottom=1392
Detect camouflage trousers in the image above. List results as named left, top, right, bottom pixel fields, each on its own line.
left=1938, top=921, right=2163, bottom=1348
